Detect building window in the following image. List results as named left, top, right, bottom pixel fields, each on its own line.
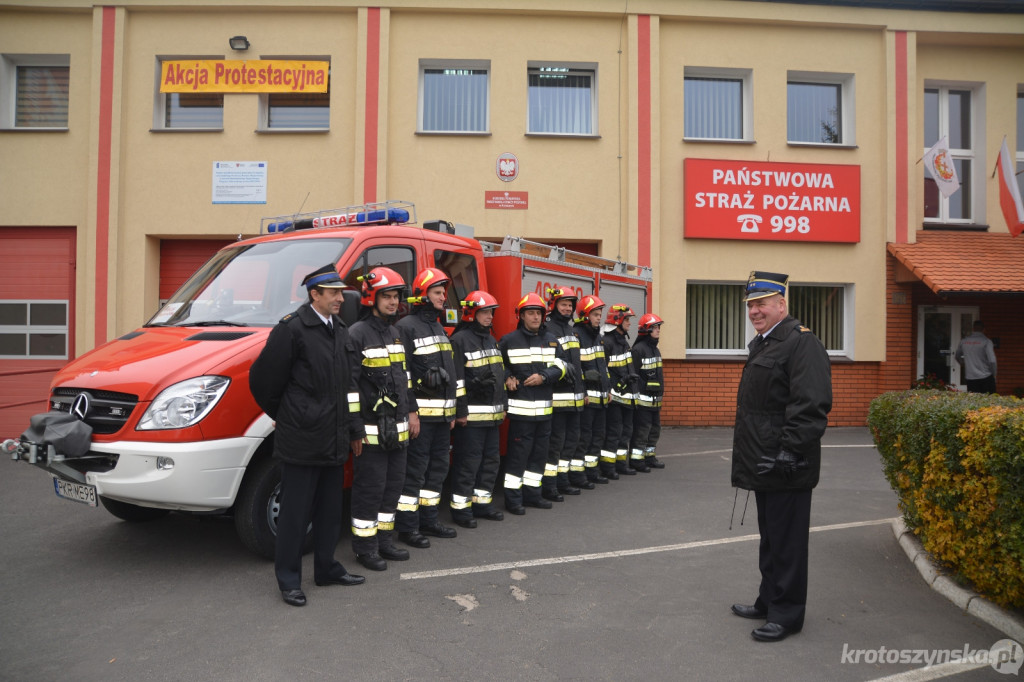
left=527, top=63, right=596, bottom=135
left=923, top=84, right=979, bottom=224
left=418, top=60, right=489, bottom=133
left=258, top=56, right=330, bottom=131
left=154, top=58, right=223, bottom=130
left=0, top=54, right=70, bottom=130
left=787, top=71, right=854, bottom=145
left=1017, top=89, right=1024, bottom=200
left=684, top=67, right=751, bottom=141
left=686, top=282, right=849, bottom=355
left=0, top=300, right=68, bottom=359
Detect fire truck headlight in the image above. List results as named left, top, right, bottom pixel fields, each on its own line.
left=137, top=376, right=231, bottom=430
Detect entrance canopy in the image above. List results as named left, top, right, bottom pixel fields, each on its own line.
left=887, top=231, right=1024, bottom=296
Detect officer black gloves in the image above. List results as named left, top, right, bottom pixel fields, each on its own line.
left=560, top=362, right=580, bottom=386
left=616, top=373, right=640, bottom=393
left=372, top=394, right=401, bottom=450
left=469, top=371, right=495, bottom=400
left=756, top=449, right=808, bottom=479
left=417, top=366, right=450, bottom=397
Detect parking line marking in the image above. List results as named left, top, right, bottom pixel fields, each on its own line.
left=399, top=517, right=896, bottom=581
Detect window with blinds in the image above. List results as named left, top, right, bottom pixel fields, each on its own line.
left=786, top=71, right=854, bottom=146
left=683, top=67, right=751, bottom=141
left=789, top=285, right=845, bottom=351
left=527, top=65, right=595, bottom=135
left=265, top=91, right=330, bottom=129
left=419, top=61, right=489, bottom=133
left=15, top=65, right=69, bottom=128
left=163, top=92, right=224, bottom=129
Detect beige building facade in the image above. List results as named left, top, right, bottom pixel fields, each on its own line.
left=1, top=0, right=1023, bottom=433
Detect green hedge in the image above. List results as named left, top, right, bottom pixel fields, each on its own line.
left=868, top=390, right=1024, bottom=608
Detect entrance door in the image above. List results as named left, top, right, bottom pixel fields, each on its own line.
left=917, top=305, right=978, bottom=390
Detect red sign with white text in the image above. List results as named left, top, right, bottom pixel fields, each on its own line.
left=684, top=158, right=860, bottom=243
left=485, top=191, right=529, bottom=209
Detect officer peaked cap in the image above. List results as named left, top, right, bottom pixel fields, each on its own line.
left=744, top=271, right=788, bottom=301
left=302, top=263, right=346, bottom=290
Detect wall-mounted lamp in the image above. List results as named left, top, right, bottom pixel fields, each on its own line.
left=229, top=36, right=250, bottom=51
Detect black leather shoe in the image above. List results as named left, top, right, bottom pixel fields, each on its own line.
left=356, top=553, right=387, bottom=571
left=281, top=588, right=306, bottom=607
left=541, top=490, right=564, bottom=503
left=576, top=480, right=596, bottom=490
left=752, top=622, right=799, bottom=642
left=616, top=466, right=637, bottom=476
left=314, top=573, right=365, bottom=587
left=646, top=457, right=666, bottom=469
left=731, top=603, right=767, bottom=620
left=505, top=505, right=526, bottom=516
left=629, top=461, right=651, bottom=473
left=473, top=508, right=505, bottom=521
left=419, top=522, right=457, bottom=539
left=378, top=544, right=410, bottom=561
left=398, top=531, right=431, bottom=548
left=524, top=498, right=553, bottom=509
left=558, top=485, right=582, bottom=495
left=452, top=517, right=477, bottom=529
left=604, top=470, right=620, bottom=480
left=589, top=475, right=610, bottom=485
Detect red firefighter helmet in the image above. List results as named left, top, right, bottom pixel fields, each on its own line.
left=514, top=292, right=547, bottom=318
left=637, top=313, right=664, bottom=334
left=545, top=286, right=579, bottom=313
left=605, top=304, right=635, bottom=326
left=409, top=267, right=451, bottom=304
left=575, top=294, right=605, bottom=320
left=358, top=267, right=406, bottom=307
left=460, top=290, right=500, bottom=323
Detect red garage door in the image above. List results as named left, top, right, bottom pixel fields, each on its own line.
left=160, top=238, right=234, bottom=301
left=0, top=227, right=76, bottom=438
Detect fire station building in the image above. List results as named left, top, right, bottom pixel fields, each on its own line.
left=1, top=0, right=1023, bottom=434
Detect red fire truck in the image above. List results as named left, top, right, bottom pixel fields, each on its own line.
left=5, top=201, right=652, bottom=558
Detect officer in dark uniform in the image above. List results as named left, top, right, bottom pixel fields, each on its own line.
left=395, top=267, right=463, bottom=548
left=543, top=287, right=586, bottom=500
left=449, top=290, right=507, bottom=527
left=573, top=295, right=611, bottom=486
left=630, top=313, right=666, bottom=470
left=498, top=293, right=566, bottom=514
left=348, top=267, right=414, bottom=571
left=249, top=263, right=365, bottom=607
left=729, top=271, right=832, bottom=642
left=601, top=305, right=640, bottom=478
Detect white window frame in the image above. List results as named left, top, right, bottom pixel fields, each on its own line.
left=685, top=280, right=853, bottom=358
left=153, top=56, right=224, bottom=131
left=417, top=59, right=490, bottom=135
left=923, top=80, right=985, bottom=226
left=526, top=61, right=598, bottom=137
left=683, top=66, right=753, bottom=143
left=0, top=53, right=70, bottom=130
left=1016, top=88, right=1024, bottom=200
left=256, top=54, right=331, bottom=132
left=786, top=70, right=855, bottom=147
left=0, top=299, right=69, bottom=360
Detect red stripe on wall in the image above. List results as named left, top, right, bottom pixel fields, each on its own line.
left=95, top=7, right=115, bottom=347
left=895, top=31, right=908, bottom=244
left=363, top=7, right=380, bottom=204
left=637, top=15, right=652, bottom=267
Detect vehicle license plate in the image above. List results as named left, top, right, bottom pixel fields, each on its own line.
left=52, top=476, right=98, bottom=507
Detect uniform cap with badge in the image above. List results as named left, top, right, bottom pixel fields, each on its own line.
left=302, top=263, right=347, bottom=290
left=743, top=271, right=788, bottom=301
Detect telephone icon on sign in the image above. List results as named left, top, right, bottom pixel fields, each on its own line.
left=737, top=214, right=763, bottom=233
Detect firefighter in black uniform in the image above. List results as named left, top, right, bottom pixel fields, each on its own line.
left=729, top=271, right=832, bottom=643
left=573, top=294, right=611, bottom=486
left=449, top=290, right=507, bottom=527
left=630, top=313, right=666, bottom=471
left=249, top=263, right=365, bottom=607
left=347, top=266, right=414, bottom=572
left=601, top=304, right=642, bottom=477
left=544, top=287, right=586, bottom=499
left=395, top=267, right=463, bottom=548
left=498, top=292, right=566, bottom=514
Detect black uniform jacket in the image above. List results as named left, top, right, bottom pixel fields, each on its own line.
left=498, top=322, right=565, bottom=421
left=249, top=302, right=364, bottom=466
left=396, top=306, right=462, bottom=422
left=450, top=321, right=508, bottom=427
left=631, top=334, right=663, bottom=410
left=731, top=316, right=832, bottom=492
left=575, top=321, right=611, bottom=406
left=546, top=311, right=584, bottom=412
left=603, top=329, right=636, bottom=408
left=348, top=313, right=412, bottom=438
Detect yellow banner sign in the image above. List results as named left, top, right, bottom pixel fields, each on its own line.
left=160, top=60, right=329, bottom=94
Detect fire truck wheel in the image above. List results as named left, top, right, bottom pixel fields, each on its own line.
left=99, top=496, right=171, bottom=522
left=234, top=452, right=313, bottom=560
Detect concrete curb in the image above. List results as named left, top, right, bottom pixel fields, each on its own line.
left=891, top=517, right=1024, bottom=643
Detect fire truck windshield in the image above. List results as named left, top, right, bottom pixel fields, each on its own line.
left=147, top=237, right=352, bottom=327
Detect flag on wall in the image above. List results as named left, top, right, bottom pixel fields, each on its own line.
left=996, top=137, right=1024, bottom=237
left=922, top=136, right=960, bottom=198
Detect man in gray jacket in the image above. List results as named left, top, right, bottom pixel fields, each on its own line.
left=955, top=320, right=997, bottom=393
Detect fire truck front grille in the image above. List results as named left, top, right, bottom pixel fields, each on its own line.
left=50, top=388, right=139, bottom=435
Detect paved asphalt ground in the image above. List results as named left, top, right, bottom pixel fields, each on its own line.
left=1, top=427, right=1018, bottom=681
